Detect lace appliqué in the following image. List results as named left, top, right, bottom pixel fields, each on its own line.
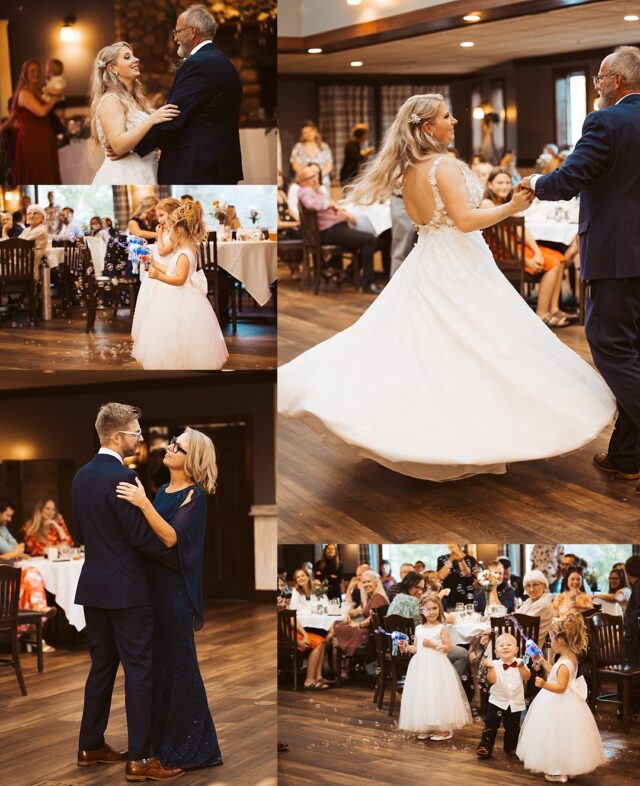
left=95, top=97, right=153, bottom=154
left=417, top=156, right=484, bottom=237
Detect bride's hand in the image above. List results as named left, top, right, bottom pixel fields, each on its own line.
left=510, top=187, right=535, bottom=213
left=151, top=104, right=180, bottom=125
left=116, top=477, right=149, bottom=508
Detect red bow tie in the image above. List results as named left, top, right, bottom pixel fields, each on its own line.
left=503, top=661, right=519, bottom=670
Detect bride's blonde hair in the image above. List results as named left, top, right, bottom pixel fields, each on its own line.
left=89, top=42, right=152, bottom=146
left=347, top=93, right=447, bottom=205
left=170, top=200, right=207, bottom=243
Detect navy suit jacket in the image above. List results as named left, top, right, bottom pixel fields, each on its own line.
left=72, top=454, right=178, bottom=609
left=535, top=93, right=640, bottom=281
left=135, top=42, right=243, bottom=185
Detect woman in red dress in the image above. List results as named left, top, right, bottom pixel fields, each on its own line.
left=12, top=59, right=61, bottom=184
left=22, top=499, right=73, bottom=556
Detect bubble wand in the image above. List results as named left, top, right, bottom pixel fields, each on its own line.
left=504, top=615, right=543, bottom=669
left=374, top=627, right=411, bottom=656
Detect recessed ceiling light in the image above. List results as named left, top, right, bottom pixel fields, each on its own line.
left=460, top=41, right=475, bottom=48
left=350, top=60, right=364, bottom=67
left=308, top=48, right=322, bottom=54
left=463, top=14, right=481, bottom=22
left=624, top=14, right=639, bottom=21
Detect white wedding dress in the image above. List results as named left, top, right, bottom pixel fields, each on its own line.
left=131, top=247, right=229, bottom=370
left=92, top=97, right=158, bottom=185
left=278, top=155, right=616, bottom=481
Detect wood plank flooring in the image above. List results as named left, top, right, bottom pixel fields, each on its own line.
left=278, top=683, right=639, bottom=786
left=277, top=272, right=640, bottom=543
left=0, top=602, right=276, bottom=786
left=0, top=316, right=276, bottom=371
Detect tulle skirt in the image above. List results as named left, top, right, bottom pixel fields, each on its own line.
left=92, top=152, right=158, bottom=185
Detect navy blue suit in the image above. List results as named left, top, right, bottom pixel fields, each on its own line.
left=73, top=453, right=178, bottom=760
left=535, top=94, right=640, bottom=473
left=135, top=42, right=243, bottom=185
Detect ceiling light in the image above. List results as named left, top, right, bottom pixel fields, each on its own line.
left=624, top=15, right=639, bottom=21
left=308, top=48, right=322, bottom=54
left=460, top=41, right=475, bottom=48
left=472, top=106, right=485, bottom=120
left=347, top=0, right=362, bottom=6
left=350, top=60, right=364, bottom=67
left=463, top=14, right=481, bottom=22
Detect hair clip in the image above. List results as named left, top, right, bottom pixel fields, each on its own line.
left=97, top=59, right=106, bottom=68
left=409, top=113, right=422, bottom=125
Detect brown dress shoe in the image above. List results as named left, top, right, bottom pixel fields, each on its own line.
left=77, top=743, right=128, bottom=766
left=593, top=452, right=640, bottom=480
left=125, top=757, right=184, bottom=782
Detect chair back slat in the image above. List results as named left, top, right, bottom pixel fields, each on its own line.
left=277, top=608, right=298, bottom=651
left=0, top=565, right=22, bottom=625
left=482, top=216, right=526, bottom=291
left=490, top=613, right=540, bottom=658
left=298, top=203, right=322, bottom=254
left=0, top=239, right=35, bottom=280
left=589, top=613, right=625, bottom=667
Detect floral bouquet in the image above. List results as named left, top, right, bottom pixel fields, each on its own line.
left=477, top=568, right=501, bottom=593
left=312, top=579, right=329, bottom=599
left=212, top=200, right=229, bottom=223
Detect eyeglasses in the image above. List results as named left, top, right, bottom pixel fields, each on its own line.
left=168, top=436, right=187, bottom=455
left=593, top=72, right=619, bottom=87
left=116, top=429, right=142, bottom=438
left=172, top=25, right=193, bottom=37
left=524, top=582, right=544, bottom=590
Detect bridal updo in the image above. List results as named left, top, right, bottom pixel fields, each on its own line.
left=347, top=93, right=447, bottom=205
left=170, top=200, right=207, bottom=243
left=89, top=42, right=151, bottom=146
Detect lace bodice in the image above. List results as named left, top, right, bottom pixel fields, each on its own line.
left=416, top=155, right=484, bottom=237
left=96, top=96, right=151, bottom=152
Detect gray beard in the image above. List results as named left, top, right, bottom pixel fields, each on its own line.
left=177, top=42, right=190, bottom=58
left=596, top=90, right=615, bottom=109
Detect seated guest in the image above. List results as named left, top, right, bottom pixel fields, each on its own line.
left=224, top=205, right=242, bottom=231
left=288, top=567, right=314, bottom=611
left=623, top=555, right=640, bottom=666
left=18, top=205, right=49, bottom=274
left=422, top=570, right=451, bottom=602
left=340, top=123, right=374, bottom=187
left=313, top=543, right=344, bottom=600
left=593, top=568, right=630, bottom=615
left=386, top=570, right=426, bottom=623
left=127, top=197, right=158, bottom=241
left=89, top=215, right=110, bottom=244
left=345, top=562, right=372, bottom=607
left=481, top=167, right=569, bottom=326
left=326, top=571, right=388, bottom=664
left=386, top=562, right=416, bottom=600
left=552, top=568, right=593, bottom=616
left=102, top=216, right=117, bottom=237
left=296, top=165, right=379, bottom=293
left=0, top=211, right=24, bottom=238
left=51, top=206, right=83, bottom=244
left=22, top=498, right=73, bottom=556
left=287, top=162, right=328, bottom=223
left=379, top=559, right=396, bottom=590
left=414, top=560, right=426, bottom=574
left=519, top=570, right=554, bottom=650
left=498, top=557, right=524, bottom=599
left=485, top=559, right=516, bottom=612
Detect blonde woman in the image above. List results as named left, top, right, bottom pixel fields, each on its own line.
left=23, top=499, right=73, bottom=556
left=278, top=93, right=615, bottom=482
left=131, top=200, right=228, bottom=370
left=327, top=569, right=388, bottom=660
left=116, top=427, right=222, bottom=770
left=89, top=42, right=179, bottom=185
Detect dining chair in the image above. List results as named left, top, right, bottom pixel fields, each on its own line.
left=383, top=613, right=415, bottom=717
left=0, top=238, right=36, bottom=326
left=490, top=613, right=540, bottom=701
left=588, top=612, right=640, bottom=733
left=17, top=606, right=57, bottom=674
left=277, top=608, right=306, bottom=691
left=60, top=239, right=87, bottom=316
left=482, top=216, right=539, bottom=298
left=199, top=231, right=238, bottom=333
left=370, top=607, right=390, bottom=709
left=0, top=565, right=27, bottom=695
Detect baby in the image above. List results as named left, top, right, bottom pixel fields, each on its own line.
left=477, top=633, right=530, bottom=759
left=43, top=59, right=66, bottom=102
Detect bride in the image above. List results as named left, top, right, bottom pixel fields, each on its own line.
left=278, top=93, right=616, bottom=482
left=89, top=42, right=178, bottom=185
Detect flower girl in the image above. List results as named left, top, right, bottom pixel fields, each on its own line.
left=398, top=592, right=472, bottom=741
left=132, top=200, right=229, bottom=370
left=516, top=613, right=606, bottom=783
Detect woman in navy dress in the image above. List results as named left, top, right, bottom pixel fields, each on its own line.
left=116, top=427, right=222, bottom=771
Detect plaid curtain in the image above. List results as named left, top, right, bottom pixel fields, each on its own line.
left=318, top=84, right=375, bottom=185
left=112, top=186, right=130, bottom=232
left=379, top=83, right=451, bottom=143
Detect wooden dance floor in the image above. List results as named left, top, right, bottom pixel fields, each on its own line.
left=279, top=684, right=639, bottom=786
left=278, top=274, right=640, bottom=543
left=0, top=602, right=276, bottom=786
left=0, top=318, right=276, bottom=371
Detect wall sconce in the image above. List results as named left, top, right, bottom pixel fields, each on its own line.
left=473, top=104, right=500, bottom=123
left=472, top=106, right=485, bottom=120
left=60, top=15, right=80, bottom=43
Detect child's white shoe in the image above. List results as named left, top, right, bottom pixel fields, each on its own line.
left=544, top=776, right=568, bottom=783
left=417, top=734, right=429, bottom=740
left=429, top=731, right=453, bottom=741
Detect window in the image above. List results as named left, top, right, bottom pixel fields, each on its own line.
left=381, top=544, right=449, bottom=575
left=524, top=544, right=633, bottom=590
left=37, top=186, right=115, bottom=229
left=555, top=71, right=587, bottom=148
left=170, top=185, right=277, bottom=230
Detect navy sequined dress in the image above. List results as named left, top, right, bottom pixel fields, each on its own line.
left=147, top=484, right=222, bottom=769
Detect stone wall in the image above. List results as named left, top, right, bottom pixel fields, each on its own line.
left=114, top=0, right=276, bottom=123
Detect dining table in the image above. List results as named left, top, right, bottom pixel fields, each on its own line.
left=15, top=555, right=86, bottom=630
left=215, top=239, right=277, bottom=306
left=340, top=201, right=392, bottom=238
left=525, top=198, right=580, bottom=246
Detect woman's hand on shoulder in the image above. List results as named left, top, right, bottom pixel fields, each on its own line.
left=115, top=476, right=149, bottom=509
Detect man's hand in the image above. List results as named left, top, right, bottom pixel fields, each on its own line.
left=105, top=142, right=128, bottom=161
left=517, top=176, right=534, bottom=192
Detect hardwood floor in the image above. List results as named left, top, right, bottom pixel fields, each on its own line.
left=278, top=683, right=639, bottom=786
left=0, top=602, right=276, bottom=786
left=0, top=316, right=276, bottom=371
left=277, top=272, right=640, bottom=543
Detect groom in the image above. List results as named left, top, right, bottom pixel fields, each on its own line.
left=73, top=402, right=183, bottom=781
left=135, top=4, right=243, bottom=184
left=520, top=46, right=640, bottom=492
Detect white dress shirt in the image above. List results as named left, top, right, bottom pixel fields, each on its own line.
left=289, top=590, right=312, bottom=611
left=488, top=658, right=526, bottom=712
left=98, top=447, right=124, bottom=465
left=189, top=40, right=213, bottom=57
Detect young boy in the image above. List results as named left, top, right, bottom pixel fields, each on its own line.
left=477, top=633, right=531, bottom=759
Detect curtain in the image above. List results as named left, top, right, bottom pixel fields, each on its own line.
left=318, top=84, right=374, bottom=185
left=379, top=83, right=450, bottom=142
left=112, top=186, right=130, bottom=232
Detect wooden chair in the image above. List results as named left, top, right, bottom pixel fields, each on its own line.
left=85, top=255, right=138, bottom=333
left=0, top=238, right=36, bottom=325
left=60, top=240, right=87, bottom=316
left=298, top=203, right=361, bottom=294
left=17, top=606, right=57, bottom=674
left=199, top=232, right=238, bottom=332
left=482, top=217, right=538, bottom=297
left=370, top=606, right=390, bottom=709
left=383, top=613, right=416, bottom=716
left=490, top=613, right=540, bottom=700
left=0, top=565, right=27, bottom=695
left=277, top=608, right=306, bottom=691
left=588, top=612, right=640, bottom=732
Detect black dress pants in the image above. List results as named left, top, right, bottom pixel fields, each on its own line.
left=477, top=701, right=521, bottom=755
left=320, top=221, right=377, bottom=286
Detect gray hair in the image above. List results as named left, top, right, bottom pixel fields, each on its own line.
left=522, top=569, right=549, bottom=589
left=183, top=4, right=218, bottom=39
left=611, top=45, right=640, bottom=89
left=26, top=204, right=46, bottom=219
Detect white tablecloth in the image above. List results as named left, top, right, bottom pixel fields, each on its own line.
left=447, top=619, right=491, bottom=646
left=296, top=611, right=344, bottom=632
left=341, top=202, right=392, bottom=237
left=16, top=556, right=85, bottom=630
left=217, top=240, right=277, bottom=306
left=525, top=199, right=579, bottom=245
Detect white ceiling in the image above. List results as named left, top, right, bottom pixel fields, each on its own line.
left=279, top=0, right=640, bottom=75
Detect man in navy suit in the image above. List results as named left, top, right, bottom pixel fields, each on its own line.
left=73, top=403, right=183, bottom=781
left=520, top=46, right=640, bottom=493
left=134, top=4, right=243, bottom=184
